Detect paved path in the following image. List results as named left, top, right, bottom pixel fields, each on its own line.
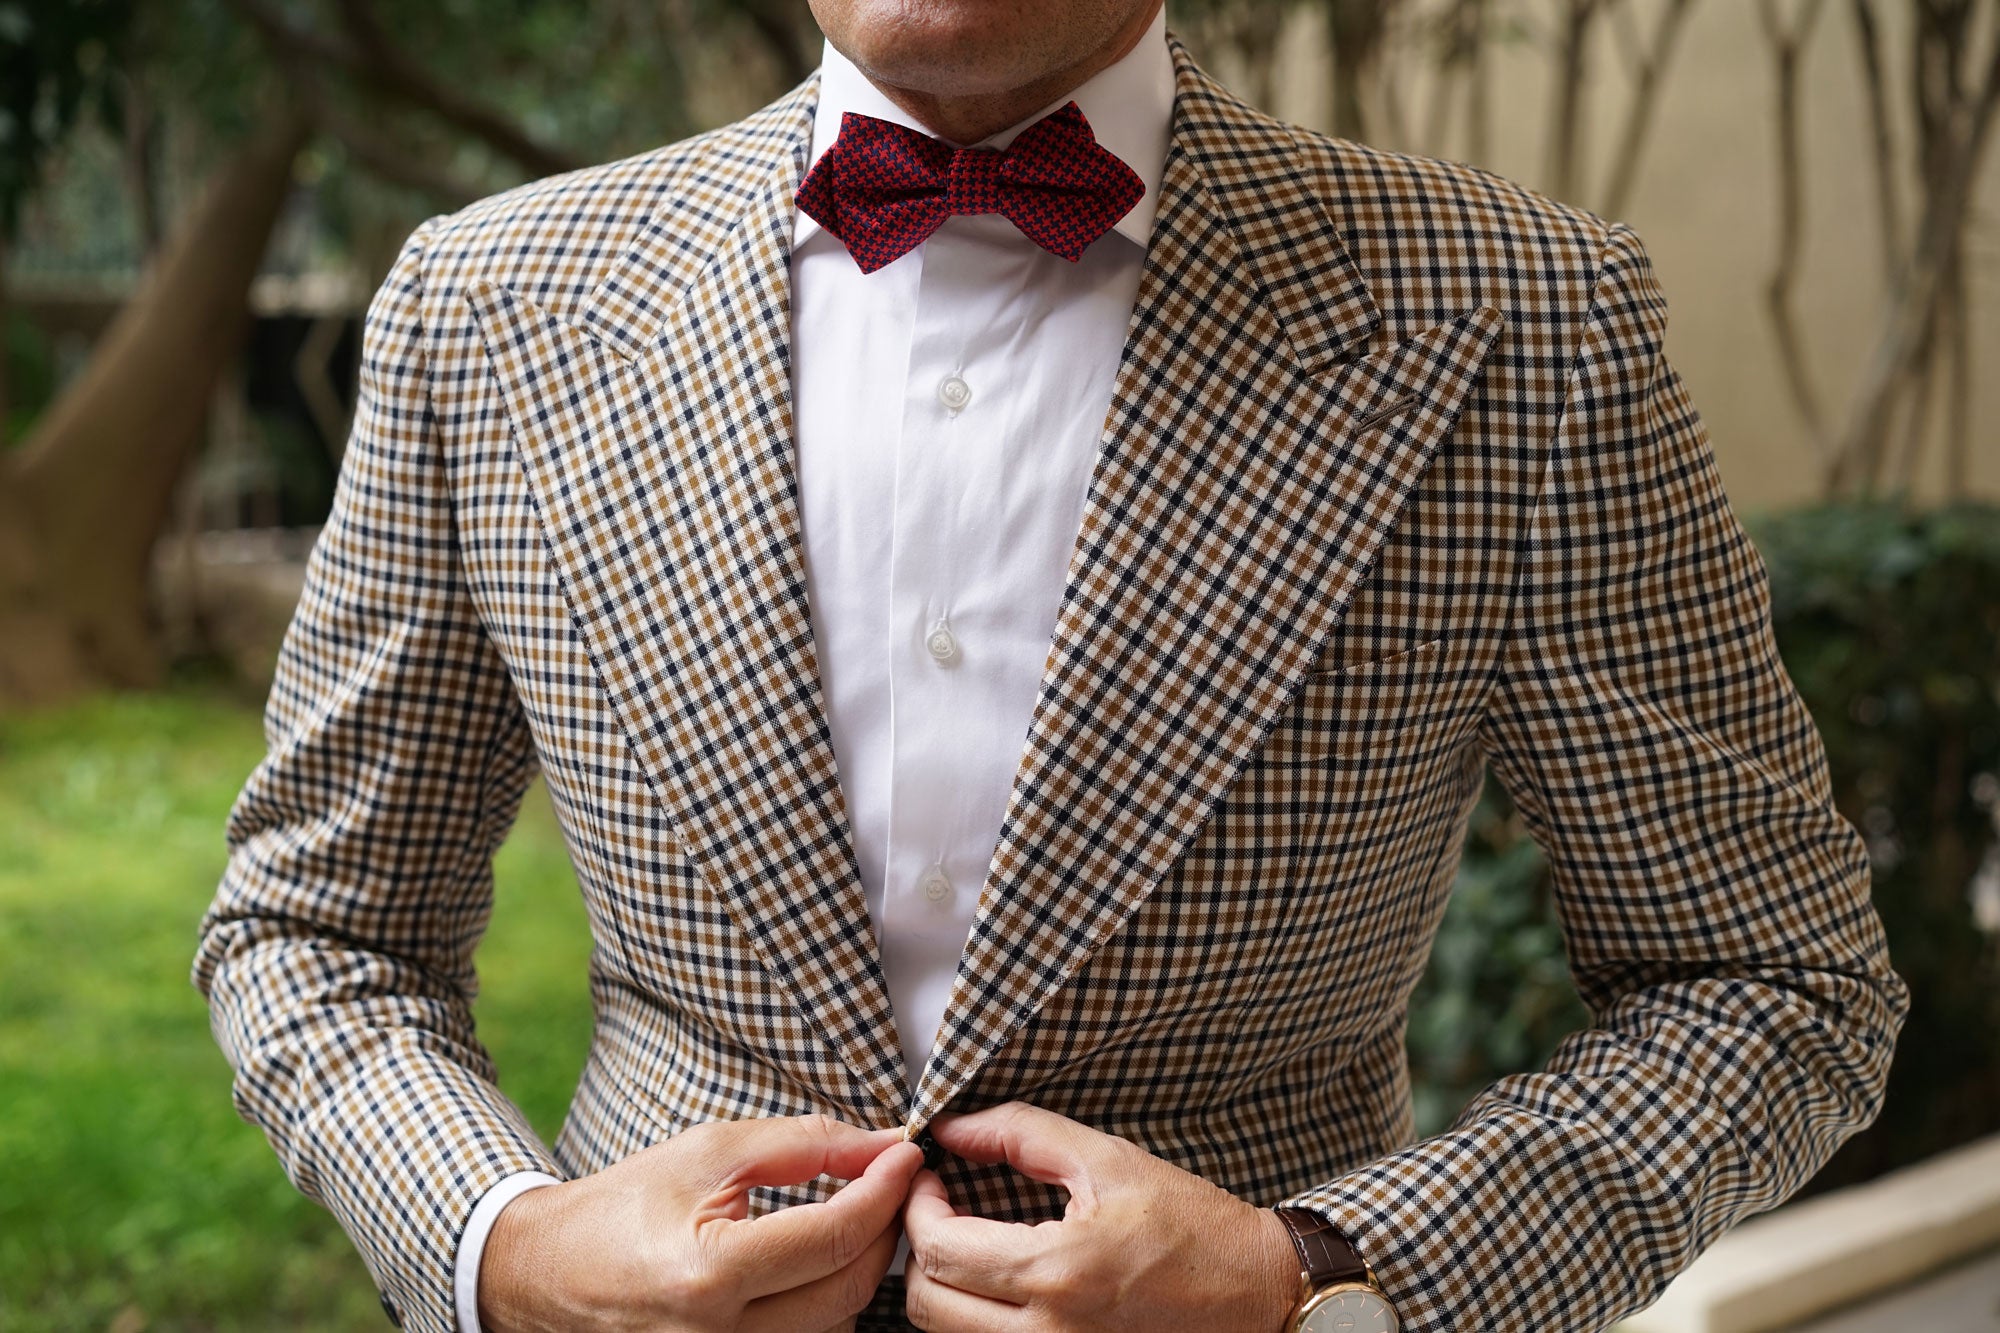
left=1782, top=1246, right=2000, bottom=1331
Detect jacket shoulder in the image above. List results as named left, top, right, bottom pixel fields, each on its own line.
left=1281, top=124, right=1616, bottom=335
left=1298, top=127, right=1607, bottom=243
left=408, top=82, right=812, bottom=323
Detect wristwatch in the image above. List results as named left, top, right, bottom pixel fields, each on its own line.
left=1274, top=1206, right=1401, bottom=1332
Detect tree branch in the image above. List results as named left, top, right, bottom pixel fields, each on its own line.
left=304, top=87, right=488, bottom=207
left=242, top=7, right=489, bottom=207
left=1602, top=0, right=1699, bottom=218
left=1757, top=0, right=1831, bottom=453
left=1419, top=0, right=1477, bottom=155
left=1944, top=247, right=1971, bottom=498
left=1829, top=5, right=2000, bottom=497
left=227, top=0, right=582, bottom=179
left=1326, top=0, right=1399, bottom=141
left=330, top=0, right=581, bottom=177
left=1466, top=0, right=1492, bottom=164
left=1848, top=0, right=1903, bottom=279
left=1545, top=0, right=1605, bottom=203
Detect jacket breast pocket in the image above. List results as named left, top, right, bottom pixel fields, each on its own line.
left=1261, top=635, right=1448, bottom=765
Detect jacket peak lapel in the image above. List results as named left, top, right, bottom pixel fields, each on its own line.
left=906, top=39, right=1506, bottom=1129
left=469, top=73, right=915, bottom=1127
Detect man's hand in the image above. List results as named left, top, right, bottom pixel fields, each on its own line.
left=479, top=1114, right=922, bottom=1332
left=902, top=1103, right=1302, bottom=1332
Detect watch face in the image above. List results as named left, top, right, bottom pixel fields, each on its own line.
left=1298, top=1288, right=1398, bottom=1333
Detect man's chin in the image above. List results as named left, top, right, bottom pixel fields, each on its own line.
left=837, top=41, right=1048, bottom=103
left=812, top=0, right=1131, bottom=103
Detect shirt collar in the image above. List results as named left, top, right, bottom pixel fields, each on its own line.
left=792, top=4, right=1173, bottom=253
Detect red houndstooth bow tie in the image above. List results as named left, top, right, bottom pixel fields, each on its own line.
left=795, top=101, right=1144, bottom=274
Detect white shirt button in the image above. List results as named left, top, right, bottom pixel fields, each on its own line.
left=937, top=374, right=972, bottom=412
left=925, top=621, right=959, bottom=664
left=918, top=864, right=952, bottom=902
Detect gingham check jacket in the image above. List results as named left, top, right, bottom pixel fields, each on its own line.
left=193, top=32, right=1906, bottom=1333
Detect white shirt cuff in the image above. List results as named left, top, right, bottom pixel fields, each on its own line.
left=455, top=1170, right=562, bottom=1333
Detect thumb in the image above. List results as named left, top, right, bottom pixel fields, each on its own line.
left=927, top=1102, right=1111, bottom=1191
left=902, top=1167, right=955, bottom=1228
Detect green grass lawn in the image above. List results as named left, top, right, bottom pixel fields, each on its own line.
left=0, top=689, right=596, bottom=1331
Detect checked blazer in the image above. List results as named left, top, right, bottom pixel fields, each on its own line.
left=193, top=30, right=1906, bottom=1333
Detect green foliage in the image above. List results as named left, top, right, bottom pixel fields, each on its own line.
left=1407, top=501, right=2000, bottom=1191
left=0, top=0, right=137, bottom=237
left=13, top=0, right=809, bottom=282
left=1752, top=501, right=2000, bottom=1189
left=0, top=691, right=594, bottom=1330
left=1407, top=778, right=1587, bottom=1136
left=122, top=0, right=268, bottom=146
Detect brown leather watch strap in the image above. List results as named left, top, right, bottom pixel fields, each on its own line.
left=1274, top=1206, right=1372, bottom=1289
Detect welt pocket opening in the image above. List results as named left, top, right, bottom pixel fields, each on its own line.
left=1355, top=393, right=1421, bottom=431
left=1304, top=634, right=1445, bottom=681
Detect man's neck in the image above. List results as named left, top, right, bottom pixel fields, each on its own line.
left=857, top=2, right=1163, bottom=145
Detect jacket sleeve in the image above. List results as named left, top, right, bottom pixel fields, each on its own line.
left=1278, top=223, right=1908, bottom=1331
left=191, top=216, right=563, bottom=1333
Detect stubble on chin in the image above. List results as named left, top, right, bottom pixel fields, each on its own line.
left=813, top=0, right=1149, bottom=104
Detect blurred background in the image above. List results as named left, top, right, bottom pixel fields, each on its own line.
left=1, top=0, right=1996, bottom=1329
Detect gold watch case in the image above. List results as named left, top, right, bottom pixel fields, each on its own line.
left=1291, top=1276, right=1401, bottom=1333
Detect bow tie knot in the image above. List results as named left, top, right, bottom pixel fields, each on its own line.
left=796, top=101, right=1144, bottom=274
left=944, top=145, right=1006, bottom=214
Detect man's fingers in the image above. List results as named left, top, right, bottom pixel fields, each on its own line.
left=688, top=1115, right=909, bottom=1192
left=899, top=1166, right=967, bottom=1270
left=927, top=1102, right=1105, bottom=1191
left=900, top=1168, right=1048, bottom=1302
left=739, top=1216, right=902, bottom=1333
left=720, top=1139, right=922, bottom=1296
left=904, top=1257, right=1036, bottom=1333
left=901, top=1166, right=956, bottom=1229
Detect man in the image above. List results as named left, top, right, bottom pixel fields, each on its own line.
left=193, top=0, right=1907, bottom=1329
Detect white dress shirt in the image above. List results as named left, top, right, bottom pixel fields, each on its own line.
left=454, top=11, right=1173, bottom=1327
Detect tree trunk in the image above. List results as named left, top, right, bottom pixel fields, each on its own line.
left=1326, top=0, right=1396, bottom=141
left=1, top=233, right=11, bottom=449
left=0, top=103, right=310, bottom=709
